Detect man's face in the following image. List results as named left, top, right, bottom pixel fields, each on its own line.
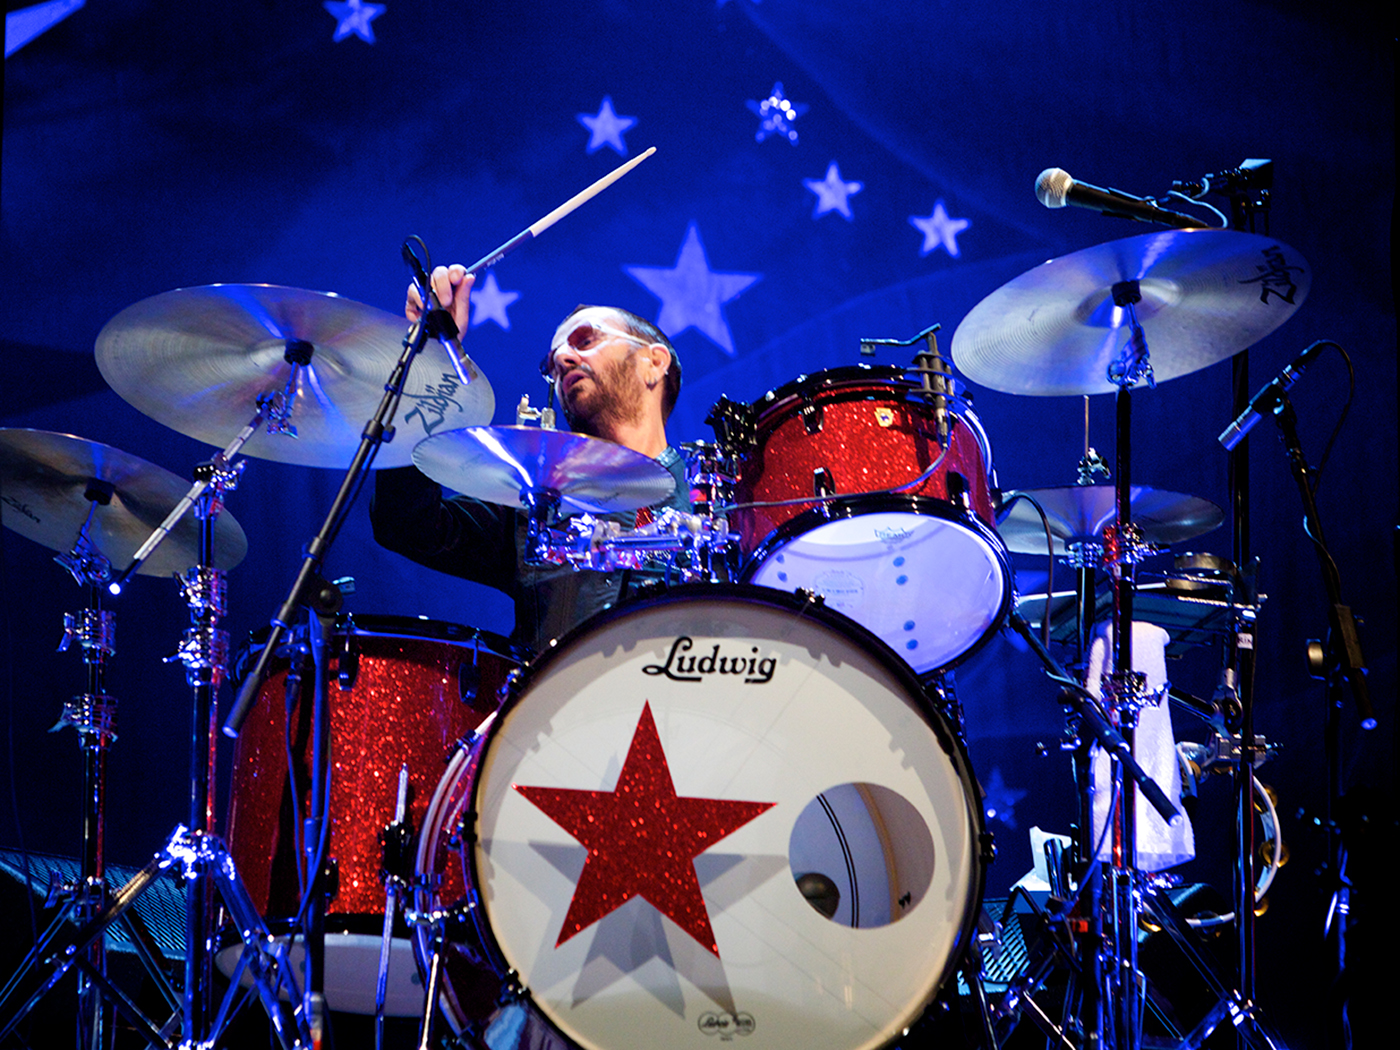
left=548, top=308, right=650, bottom=436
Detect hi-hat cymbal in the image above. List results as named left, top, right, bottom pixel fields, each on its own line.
left=997, top=484, right=1223, bottom=555
left=0, top=429, right=248, bottom=576
left=96, top=284, right=494, bottom=468
left=412, top=427, right=676, bottom=514
left=952, top=229, right=1309, bottom=395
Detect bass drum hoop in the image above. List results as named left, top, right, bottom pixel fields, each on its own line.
left=416, top=583, right=986, bottom=1050
left=740, top=493, right=1013, bottom=672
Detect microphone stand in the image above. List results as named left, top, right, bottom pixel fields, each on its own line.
left=1271, top=392, right=1373, bottom=1049
left=220, top=256, right=462, bottom=1047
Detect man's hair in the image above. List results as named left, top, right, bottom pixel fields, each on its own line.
left=560, top=304, right=682, bottom=421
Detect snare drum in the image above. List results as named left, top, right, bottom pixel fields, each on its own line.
left=729, top=366, right=1010, bottom=674
left=414, top=585, right=984, bottom=1050
left=224, top=615, right=518, bottom=1015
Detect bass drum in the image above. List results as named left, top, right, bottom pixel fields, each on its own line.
left=731, top=366, right=1011, bottom=674
left=225, top=615, right=518, bottom=1015
left=414, top=585, right=984, bottom=1050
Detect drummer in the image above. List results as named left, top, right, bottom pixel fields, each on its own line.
left=371, top=265, right=690, bottom=654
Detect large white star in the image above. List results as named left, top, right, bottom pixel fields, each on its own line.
left=803, top=162, right=863, bottom=221
left=469, top=272, right=520, bottom=330
left=577, top=96, right=638, bottom=157
left=910, top=200, right=971, bottom=258
left=625, top=224, right=761, bottom=357
left=323, top=0, right=385, bottom=44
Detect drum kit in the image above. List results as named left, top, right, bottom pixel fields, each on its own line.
left=0, top=218, right=1324, bottom=1050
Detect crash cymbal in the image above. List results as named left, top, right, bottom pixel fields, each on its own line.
left=997, top=484, right=1223, bottom=555
left=0, top=429, right=248, bottom=576
left=96, top=284, right=494, bottom=468
left=951, top=229, right=1309, bottom=395
left=412, top=427, right=676, bottom=513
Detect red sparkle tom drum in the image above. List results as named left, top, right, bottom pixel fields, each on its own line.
left=729, top=366, right=1010, bottom=674
left=413, top=585, right=984, bottom=1050
left=224, top=615, right=518, bottom=1015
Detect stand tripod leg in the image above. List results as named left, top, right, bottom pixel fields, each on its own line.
left=1137, top=890, right=1290, bottom=1050
left=0, top=847, right=175, bottom=1041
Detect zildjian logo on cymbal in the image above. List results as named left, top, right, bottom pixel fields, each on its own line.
left=1240, top=245, right=1304, bottom=306
left=402, top=372, right=465, bottom=436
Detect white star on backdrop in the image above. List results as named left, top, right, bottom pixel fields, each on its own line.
left=577, top=96, right=638, bottom=156
left=625, top=223, right=761, bottom=357
left=910, top=200, right=971, bottom=257
left=323, top=0, right=385, bottom=44
left=803, top=162, right=863, bottom=221
left=981, top=766, right=1028, bottom=829
left=469, top=272, right=520, bottom=330
left=746, top=82, right=807, bottom=145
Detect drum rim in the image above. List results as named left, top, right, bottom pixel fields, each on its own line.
left=234, top=613, right=521, bottom=674
left=749, top=362, right=916, bottom=411
left=739, top=495, right=1013, bottom=673
left=439, top=582, right=987, bottom=1050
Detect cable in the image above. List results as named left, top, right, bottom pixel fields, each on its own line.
left=998, top=490, right=1056, bottom=650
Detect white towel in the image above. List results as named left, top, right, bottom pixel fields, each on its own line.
left=1087, top=621, right=1195, bottom=871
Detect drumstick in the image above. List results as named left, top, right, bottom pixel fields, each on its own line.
left=462, top=147, right=658, bottom=276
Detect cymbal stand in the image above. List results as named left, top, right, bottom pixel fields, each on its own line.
left=53, top=494, right=120, bottom=1050
left=0, top=402, right=315, bottom=1048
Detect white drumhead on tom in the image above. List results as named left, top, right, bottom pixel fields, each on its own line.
left=454, top=586, right=981, bottom=1050
left=744, top=501, right=1010, bottom=674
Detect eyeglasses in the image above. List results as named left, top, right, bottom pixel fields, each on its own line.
left=541, top=320, right=648, bottom=376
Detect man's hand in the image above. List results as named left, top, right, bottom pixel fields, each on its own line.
left=406, top=265, right=474, bottom=335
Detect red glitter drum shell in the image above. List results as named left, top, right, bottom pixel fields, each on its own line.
left=226, top=617, right=517, bottom=925
left=731, top=370, right=996, bottom=556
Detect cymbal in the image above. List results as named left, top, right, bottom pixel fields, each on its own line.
left=412, top=427, right=677, bottom=514
left=96, top=284, right=494, bottom=468
left=0, top=429, right=248, bottom=576
left=997, top=484, right=1223, bottom=555
left=951, top=230, right=1309, bottom=395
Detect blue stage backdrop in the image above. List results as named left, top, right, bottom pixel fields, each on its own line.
left=2, top=3, right=1393, bottom=1045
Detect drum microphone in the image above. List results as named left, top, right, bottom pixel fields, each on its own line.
left=1218, top=340, right=1329, bottom=450
left=1034, top=168, right=1211, bottom=230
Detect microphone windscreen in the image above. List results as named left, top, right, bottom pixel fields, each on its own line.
left=1035, top=167, right=1073, bottom=208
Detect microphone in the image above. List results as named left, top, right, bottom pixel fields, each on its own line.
left=1035, top=168, right=1210, bottom=230
left=1218, top=341, right=1329, bottom=450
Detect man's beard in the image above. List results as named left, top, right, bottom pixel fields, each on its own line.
left=560, top=353, right=645, bottom=437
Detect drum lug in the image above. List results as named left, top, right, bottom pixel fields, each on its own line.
left=947, top=470, right=972, bottom=511
left=800, top=398, right=824, bottom=435
left=813, top=467, right=836, bottom=507
left=458, top=659, right=482, bottom=706
left=979, top=830, right=997, bottom=864
left=336, top=629, right=359, bottom=691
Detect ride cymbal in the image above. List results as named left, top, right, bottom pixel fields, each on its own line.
left=952, top=230, right=1309, bottom=396
left=96, top=284, right=494, bottom=467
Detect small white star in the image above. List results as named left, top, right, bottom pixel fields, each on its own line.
left=323, top=0, right=385, bottom=44
left=803, top=162, right=863, bottom=221
left=469, top=272, right=520, bottom=330
left=746, top=82, right=807, bottom=145
left=577, top=96, right=638, bottom=157
left=910, top=200, right=971, bottom=257
left=625, top=223, right=761, bottom=357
